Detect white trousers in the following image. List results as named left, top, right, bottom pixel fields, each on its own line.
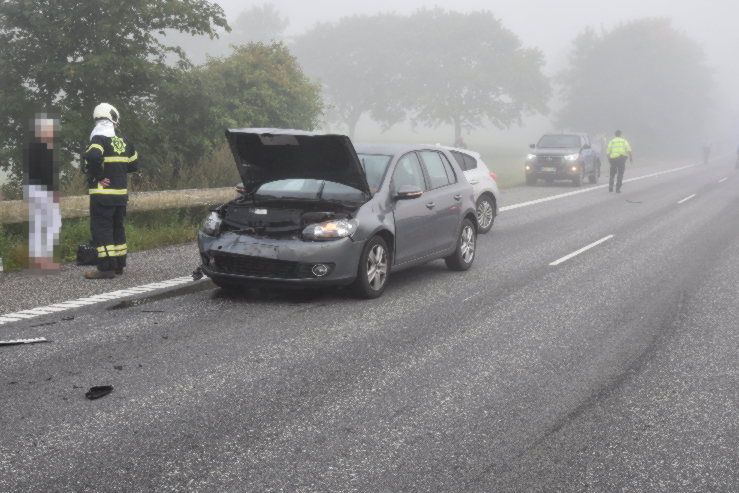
left=24, top=185, right=62, bottom=259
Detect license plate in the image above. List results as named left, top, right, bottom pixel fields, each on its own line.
left=541, top=167, right=556, bottom=172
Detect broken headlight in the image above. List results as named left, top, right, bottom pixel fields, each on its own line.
left=203, top=211, right=223, bottom=236
left=303, top=219, right=358, bottom=241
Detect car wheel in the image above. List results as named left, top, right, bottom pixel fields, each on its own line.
left=526, top=175, right=537, bottom=186
left=352, top=236, right=390, bottom=299
left=475, top=195, right=496, bottom=234
left=445, top=218, right=476, bottom=271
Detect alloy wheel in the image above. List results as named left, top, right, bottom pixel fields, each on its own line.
left=366, top=244, right=388, bottom=290
left=460, top=225, right=475, bottom=264
left=476, top=199, right=494, bottom=231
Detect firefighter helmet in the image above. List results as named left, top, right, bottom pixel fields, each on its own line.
left=93, top=103, right=120, bottom=124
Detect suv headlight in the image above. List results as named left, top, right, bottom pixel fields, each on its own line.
left=564, top=153, right=580, bottom=161
left=303, top=219, right=358, bottom=241
left=526, top=153, right=536, bottom=161
left=203, top=211, right=222, bottom=236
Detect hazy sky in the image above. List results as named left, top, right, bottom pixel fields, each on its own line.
left=216, top=0, right=738, bottom=72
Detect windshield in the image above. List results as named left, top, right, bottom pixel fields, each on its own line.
left=357, top=153, right=392, bottom=192
left=255, top=179, right=365, bottom=203
left=537, top=135, right=582, bottom=149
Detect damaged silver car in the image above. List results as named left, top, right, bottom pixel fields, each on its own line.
left=197, top=129, right=478, bottom=298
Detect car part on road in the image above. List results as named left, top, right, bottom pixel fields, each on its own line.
left=85, top=385, right=113, bottom=400
left=0, top=337, right=49, bottom=346
left=445, top=219, right=476, bottom=271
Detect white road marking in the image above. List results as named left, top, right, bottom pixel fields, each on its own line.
left=500, top=164, right=695, bottom=212
left=550, top=235, right=615, bottom=266
left=0, top=337, right=48, bottom=346
left=0, top=276, right=194, bottom=325
left=718, top=177, right=727, bottom=183
left=677, top=194, right=696, bottom=204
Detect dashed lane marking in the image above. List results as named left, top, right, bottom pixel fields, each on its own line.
left=550, top=235, right=615, bottom=266
left=500, top=164, right=696, bottom=212
left=0, top=276, right=194, bottom=325
left=718, top=177, right=727, bottom=183
left=677, top=194, right=696, bottom=204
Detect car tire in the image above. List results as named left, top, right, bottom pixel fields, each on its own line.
left=526, top=175, right=537, bottom=186
left=445, top=218, right=476, bottom=271
left=351, top=236, right=390, bottom=299
left=475, top=195, right=496, bottom=234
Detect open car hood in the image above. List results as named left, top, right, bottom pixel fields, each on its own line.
left=226, top=128, right=371, bottom=197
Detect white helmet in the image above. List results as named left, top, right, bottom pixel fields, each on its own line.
left=93, top=103, right=120, bottom=124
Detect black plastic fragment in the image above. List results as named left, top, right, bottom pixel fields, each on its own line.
left=85, top=385, right=113, bottom=400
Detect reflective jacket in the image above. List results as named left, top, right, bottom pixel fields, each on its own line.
left=83, top=132, right=139, bottom=203
left=607, top=137, right=632, bottom=159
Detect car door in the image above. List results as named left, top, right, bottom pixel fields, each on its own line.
left=418, top=150, right=465, bottom=254
left=391, top=152, right=436, bottom=265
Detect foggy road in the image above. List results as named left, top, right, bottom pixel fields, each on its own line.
left=1, top=160, right=737, bottom=492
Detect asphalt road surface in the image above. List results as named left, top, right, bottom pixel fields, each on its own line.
left=1, top=158, right=737, bottom=492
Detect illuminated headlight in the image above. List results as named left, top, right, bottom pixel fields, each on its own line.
left=203, top=211, right=222, bottom=236
left=526, top=153, right=536, bottom=161
left=525, top=165, right=531, bottom=171
left=571, top=166, right=578, bottom=172
left=564, top=153, right=580, bottom=161
left=303, top=219, right=358, bottom=241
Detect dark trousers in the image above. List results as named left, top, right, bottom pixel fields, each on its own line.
left=90, top=197, right=127, bottom=271
left=609, top=156, right=627, bottom=191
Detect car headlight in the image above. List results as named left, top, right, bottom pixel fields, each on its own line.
left=303, top=219, right=358, bottom=241
left=526, top=153, right=536, bottom=161
left=564, top=153, right=580, bottom=161
left=203, top=211, right=222, bottom=236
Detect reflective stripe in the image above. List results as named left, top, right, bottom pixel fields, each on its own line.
left=86, top=144, right=104, bottom=153
left=103, top=156, right=130, bottom=163
left=89, top=188, right=127, bottom=195
left=129, top=151, right=138, bottom=162
left=608, top=138, right=632, bottom=158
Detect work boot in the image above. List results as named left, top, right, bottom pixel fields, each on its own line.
left=85, top=270, right=115, bottom=279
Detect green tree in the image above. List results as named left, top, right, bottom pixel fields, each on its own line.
left=0, top=0, right=229, bottom=190
left=558, top=19, right=713, bottom=153
left=231, top=3, right=289, bottom=44
left=403, top=9, right=550, bottom=142
left=293, top=14, right=408, bottom=138
left=198, top=42, right=323, bottom=134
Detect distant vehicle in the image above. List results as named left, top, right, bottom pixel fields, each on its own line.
left=444, top=146, right=500, bottom=234
left=198, top=129, right=478, bottom=299
left=525, top=133, right=601, bottom=186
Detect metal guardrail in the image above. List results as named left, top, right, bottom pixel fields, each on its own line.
left=0, top=187, right=235, bottom=224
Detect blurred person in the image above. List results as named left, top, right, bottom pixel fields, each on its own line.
left=606, top=130, right=632, bottom=193
left=24, top=114, right=62, bottom=271
left=82, top=103, right=139, bottom=279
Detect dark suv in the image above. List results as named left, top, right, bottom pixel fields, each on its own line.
left=525, top=133, right=601, bottom=186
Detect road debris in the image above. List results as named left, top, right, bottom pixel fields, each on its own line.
left=85, top=385, right=113, bottom=400
left=0, top=337, right=49, bottom=346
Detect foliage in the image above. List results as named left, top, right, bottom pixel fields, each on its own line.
left=293, top=10, right=550, bottom=140
left=0, top=0, right=229, bottom=187
left=231, top=3, right=289, bottom=44
left=293, top=14, right=408, bottom=138
left=557, top=19, right=713, bottom=153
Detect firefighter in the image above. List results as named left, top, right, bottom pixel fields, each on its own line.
left=606, top=130, right=632, bottom=193
left=82, top=103, right=139, bottom=278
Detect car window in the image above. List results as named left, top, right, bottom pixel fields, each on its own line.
left=537, top=135, right=581, bottom=148
left=440, top=153, right=458, bottom=183
left=393, top=152, right=426, bottom=191
left=463, top=154, right=477, bottom=170
left=357, top=153, right=392, bottom=193
left=450, top=151, right=468, bottom=170
left=419, top=151, right=451, bottom=189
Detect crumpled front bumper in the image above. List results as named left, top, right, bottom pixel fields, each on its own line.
left=197, top=230, right=365, bottom=287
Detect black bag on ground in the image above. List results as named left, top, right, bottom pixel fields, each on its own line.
left=76, top=241, right=98, bottom=265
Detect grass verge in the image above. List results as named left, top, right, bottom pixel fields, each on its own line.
left=0, top=205, right=209, bottom=272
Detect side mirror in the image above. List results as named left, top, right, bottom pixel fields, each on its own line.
left=395, top=185, right=423, bottom=200
left=529, top=144, right=536, bottom=149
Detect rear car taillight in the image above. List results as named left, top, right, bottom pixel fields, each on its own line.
left=490, top=172, right=497, bottom=181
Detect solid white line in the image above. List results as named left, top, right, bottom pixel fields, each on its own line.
left=500, top=164, right=696, bottom=212
left=550, top=235, right=615, bottom=266
left=718, top=177, right=727, bottom=183
left=677, top=194, right=696, bottom=204
left=0, top=276, right=196, bottom=325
